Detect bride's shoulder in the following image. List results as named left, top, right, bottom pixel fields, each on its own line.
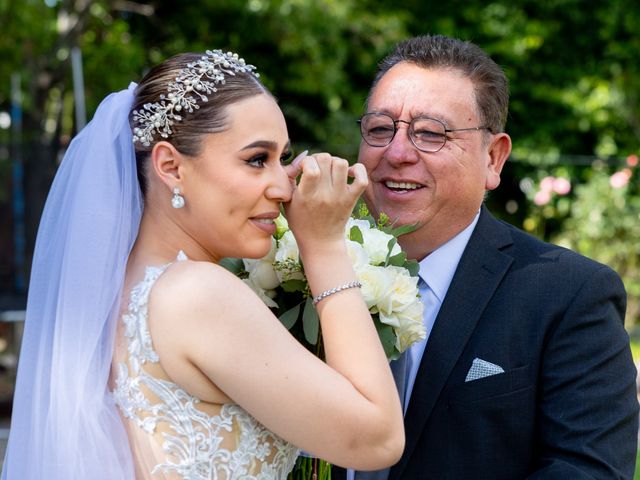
left=147, top=258, right=273, bottom=356
left=149, top=258, right=258, bottom=313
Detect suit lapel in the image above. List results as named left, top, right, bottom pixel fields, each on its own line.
left=390, top=208, right=514, bottom=478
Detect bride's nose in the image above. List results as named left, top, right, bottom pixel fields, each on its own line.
left=265, top=164, right=293, bottom=203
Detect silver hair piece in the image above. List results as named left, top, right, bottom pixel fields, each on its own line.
left=132, top=49, right=259, bottom=146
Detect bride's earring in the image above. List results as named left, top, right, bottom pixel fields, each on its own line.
left=171, top=187, right=185, bottom=209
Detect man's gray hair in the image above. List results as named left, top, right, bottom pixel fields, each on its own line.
left=368, top=34, right=509, bottom=133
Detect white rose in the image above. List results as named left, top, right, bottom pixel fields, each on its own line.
left=390, top=266, right=420, bottom=307
left=370, top=266, right=424, bottom=352
left=243, top=239, right=279, bottom=290
left=345, top=218, right=401, bottom=265
left=362, top=228, right=401, bottom=265
left=274, top=230, right=304, bottom=282
left=242, top=278, right=278, bottom=308
left=386, top=299, right=425, bottom=352
left=373, top=265, right=420, bottom=318
left=275, top=230, right=298, bottom=262
left=345, top=218, right=372, bottom=237
left=346, top=239, right=370, bottom=272
left=248, top=261, right=280, bottom=290
left=356, top=264, right=394, bottom=311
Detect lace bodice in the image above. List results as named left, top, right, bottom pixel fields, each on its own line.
left=113, top=254, right=299, bottom=479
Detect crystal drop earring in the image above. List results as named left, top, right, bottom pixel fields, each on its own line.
left=171, top=187, right=185, bottom=209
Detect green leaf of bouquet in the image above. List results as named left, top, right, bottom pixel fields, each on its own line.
left=375, top=321, right=397, bottom=359
left=387, top=350, right=401, bottom=361
left=302, top=298, right=319, bottom=345
left=404, top=259, right=420, bottom=277
left=281, top=279, right=307, bottom=292
left=279, top=304, right=301, bottom=330
left=349, top=225, right=364, bottom=244
left=385, top=237, right=398, bottom=265
left=385, top=223, right=418, bottom=237
left=219, top=257, right=245, bottom=275
left=388, top=251, right=407, bottom=266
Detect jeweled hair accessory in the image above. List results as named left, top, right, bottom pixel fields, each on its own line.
left=132, top=49, right=259, bottom=146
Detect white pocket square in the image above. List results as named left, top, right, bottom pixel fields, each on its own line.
left=465, top=358, right=505, bottom=382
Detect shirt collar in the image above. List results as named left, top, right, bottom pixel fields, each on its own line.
left=418, top=211, right=480, bottom=302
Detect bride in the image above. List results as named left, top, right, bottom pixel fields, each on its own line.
left=1, top=49, right=404, bottom=479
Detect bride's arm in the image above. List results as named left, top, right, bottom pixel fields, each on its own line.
left=149, top=154, right=404, bottom=470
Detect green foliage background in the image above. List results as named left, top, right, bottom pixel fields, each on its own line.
left=0, top=0, right=638, bottom=324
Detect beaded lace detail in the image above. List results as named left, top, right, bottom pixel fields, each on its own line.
left=113, top=253, right=299, bottom=479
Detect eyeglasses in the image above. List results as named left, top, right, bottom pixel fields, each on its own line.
left=357, top=112, right=493, bottom=153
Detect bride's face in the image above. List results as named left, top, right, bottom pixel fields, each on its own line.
left=180, top=93, right=292, bottom=262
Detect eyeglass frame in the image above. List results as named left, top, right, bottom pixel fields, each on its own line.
left=357, top=112, right=494, bottom=153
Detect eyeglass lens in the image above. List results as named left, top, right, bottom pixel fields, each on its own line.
left=360, top=113, right=447, bottom=152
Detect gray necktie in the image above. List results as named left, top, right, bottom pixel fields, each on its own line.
left=353, top=353, right=409, bottom=480
left=354, top=276, right=426, bottom=480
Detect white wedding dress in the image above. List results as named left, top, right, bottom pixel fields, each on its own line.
left=112, top=255, right=299, bottom=479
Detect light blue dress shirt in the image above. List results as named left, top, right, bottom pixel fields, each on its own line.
left=348, top=212, right=479, bottom=480
left=402, top=212, right=479, bottom=412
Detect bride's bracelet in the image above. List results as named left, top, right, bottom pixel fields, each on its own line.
left=312, top=281, right=362, bottom=305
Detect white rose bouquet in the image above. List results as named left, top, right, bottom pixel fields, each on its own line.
left=224, top=204, right=425, bottom=361
left=222, top=204, right=426, bottom=480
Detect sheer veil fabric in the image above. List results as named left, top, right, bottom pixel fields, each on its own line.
left=1, top=83, right=141, bottom=479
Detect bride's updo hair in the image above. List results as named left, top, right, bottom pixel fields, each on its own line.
left=130, top=52, right=269, bottom=195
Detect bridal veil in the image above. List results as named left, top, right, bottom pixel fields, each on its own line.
left=1, top=83, right=141, bottom=479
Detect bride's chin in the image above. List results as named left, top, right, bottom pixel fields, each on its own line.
left=237, top=241, right=272, bottom=260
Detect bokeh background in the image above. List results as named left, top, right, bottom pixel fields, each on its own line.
left=0, top=0, right=638, bottom=467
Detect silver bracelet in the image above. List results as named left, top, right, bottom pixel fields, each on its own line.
left=312, top=281, right=362, bottom=305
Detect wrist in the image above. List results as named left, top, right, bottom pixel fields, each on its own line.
left=312, top=281, right=362, bottom=305
left=299, top=240, right=359, bottom=295
left=298, top=238, right=348, bottom=262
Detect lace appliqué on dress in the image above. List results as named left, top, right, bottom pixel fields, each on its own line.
left=113, top=254, right=299, bottom=479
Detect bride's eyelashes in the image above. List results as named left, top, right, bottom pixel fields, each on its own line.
left=280, top=150, right=293, bottom=165
left=245, top=152, right=269, bottom=168
left=245, top=150, right=292, bottom=168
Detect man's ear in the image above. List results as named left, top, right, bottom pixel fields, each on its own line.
left=150, top=141, right=183, bottom=191
left=485, top=132, right=512, bottom=191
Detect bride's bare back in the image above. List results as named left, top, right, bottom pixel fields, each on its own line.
left=112, top=256, right=298, bottom=479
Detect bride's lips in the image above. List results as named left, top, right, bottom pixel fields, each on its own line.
left=250, top=212, right=279, bottom=235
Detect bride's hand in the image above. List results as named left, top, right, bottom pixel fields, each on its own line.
left=283, top=152, right=368, bottom=252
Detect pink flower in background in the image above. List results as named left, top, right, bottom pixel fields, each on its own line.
left=552, top=177, right=571, bottom=195
left=539, top=176, right=555, bottom=192
left=610, top=169, right=632, bottom=189
left=534, top=190, right=552, bottom=206
left=627, top=155, right=638, bottom=168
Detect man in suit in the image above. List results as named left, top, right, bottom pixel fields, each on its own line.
left=338, top=34, right=639, bottom=479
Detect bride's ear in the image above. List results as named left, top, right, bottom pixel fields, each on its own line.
left=150, top=141, right=183, bottom=191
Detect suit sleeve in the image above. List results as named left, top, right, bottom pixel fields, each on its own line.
left=528, top=263, right=639, bottom=479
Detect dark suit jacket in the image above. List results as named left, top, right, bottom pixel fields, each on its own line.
left=335, top=207, right=639, bottom=479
